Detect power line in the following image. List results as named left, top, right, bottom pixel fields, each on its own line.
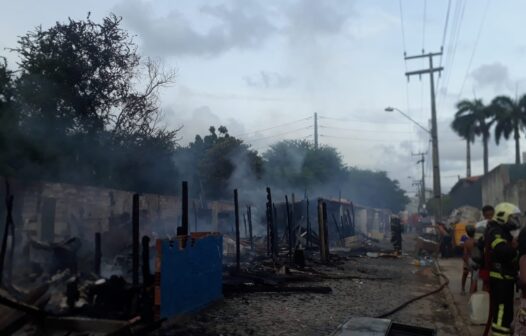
left=319, top=134, right=414, bottom=143
left=319, top=125, right=415, bottom=134
left=436, top=0, right=452, bottom=91
left=439, top=0, right=467, bottom=106
left=232, top=116, right=312, bottom=137
left=318, top=115, right=409, bottom=125
left=422, top=0, right=427, bottom=51
left=399, top=0, right=407, bottom=57
left=457, top=0, right=491, bottom=100
left=244, top=126, right=313, bottom=142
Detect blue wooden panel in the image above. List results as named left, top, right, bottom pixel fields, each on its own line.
left=160, top=235, right=223, bottom=318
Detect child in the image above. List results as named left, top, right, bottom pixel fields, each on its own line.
left=462, top=225, right=476, bottom=294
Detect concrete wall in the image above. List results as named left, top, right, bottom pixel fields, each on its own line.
left=3, top=178, right=184, bottom=243
left=481, top=165, right=510, bottom=208
left=481, top=164, right=526, bottom=213
left=449, top=180, right=482, bottom=210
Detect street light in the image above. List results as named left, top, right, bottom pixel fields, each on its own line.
left=384, top=107, right=431, bottom=134
left=385, top=106, right=442, bottom=219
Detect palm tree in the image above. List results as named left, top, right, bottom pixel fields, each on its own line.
left=490, top=95, right=526, bottom=164
left=451, top=111, right=476, bottom=177
left=452, top=99, right=494, bottom=174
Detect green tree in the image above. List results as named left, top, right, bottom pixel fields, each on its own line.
left=453, top=99, right=494, bottom=174
left=263, top=140, right=409, bottom=212
left=1, top=14, right=178, bottom=193
left=263, top=140, right=347, bottom=190
left=0, top=57, right=17, bottom=174
left=175, top=126, right=263, bottom=199
left=451, top=107, right=477, bottom=177
left=490, top=95, right=526, bottom=164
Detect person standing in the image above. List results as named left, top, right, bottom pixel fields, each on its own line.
left=478, top=205, right=495, bottom=292
left=437, top=222, right=453, bottom=258
left=462, top=225, right=476, bottom=294
left=486, top=202, right=520, bottom=336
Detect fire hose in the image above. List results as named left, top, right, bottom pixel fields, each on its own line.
left=375, top=271, right=449, bottom=319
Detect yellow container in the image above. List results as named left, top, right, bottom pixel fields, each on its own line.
left=454, top=223, right=467, bottom=247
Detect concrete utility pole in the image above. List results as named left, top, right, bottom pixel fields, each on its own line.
left=412, top=152, right=427, bottom=211
left=405, top=50, right=443, bottom=218
left=314, top=112, right=319, bottom=149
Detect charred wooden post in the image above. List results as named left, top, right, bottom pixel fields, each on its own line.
left=6, top=195, right=14, bottom=285
left=180, top=181, right=189, bottom=236
left=193, top=200, right=198, bottom=232
left=234, top=189, right=240, bottom=272
left=0, top=178, right=13, bottom=286
left=132, top=193, right=140, bottom=287
left=272, top=203, right=278, bottom=258
left=322, top=202, right=329, bottom=259
left=247, top=206, right=254, bottom=251
left=265, top=187, right=274, bottom=258
left=331, top=214, right=344, bottom=246
left=291, top=193, right=296, bottom=249
left=142, top=235, right=152, bottom=285
left=306, top=198, right=311, bottom=249
left=94, top=232, right=101, bottom=276
left=243, top=213, right=248, bottom=238
left=317, top=199, right=328, bottom=263
left=266, top=206, right=270, bottom=256
left=285, top=195, right=292, bottom=262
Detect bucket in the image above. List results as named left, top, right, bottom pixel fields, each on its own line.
left=469, top=291, right=490, bottom=325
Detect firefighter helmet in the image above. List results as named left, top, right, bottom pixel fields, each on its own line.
left=494, top=202, right=522, bottom=230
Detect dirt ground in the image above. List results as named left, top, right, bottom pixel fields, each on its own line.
left=160, top=235, right=462, bottom=336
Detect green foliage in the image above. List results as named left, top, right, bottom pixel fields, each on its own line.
left=174, top=126, right=263, bottom=199
left=263, top=140, right=409, bottom=212
left=452, top=99, right=494, bottom=173
left=344, top=168, right=409, bottom=212
left=490, top=95, right=526, bottom=164
left=0, top=15, right=178, bottom=193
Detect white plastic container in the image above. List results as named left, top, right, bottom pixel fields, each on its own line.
left=469, top=291, right=490, bottom=325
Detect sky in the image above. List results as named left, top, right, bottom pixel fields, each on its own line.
left=1, top=0, right=526, bottom=196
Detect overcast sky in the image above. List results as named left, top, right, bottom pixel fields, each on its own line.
left=2, top=0, right=526, bottom=196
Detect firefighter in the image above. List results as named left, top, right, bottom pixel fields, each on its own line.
left=486, top=202, right=521, bottom=336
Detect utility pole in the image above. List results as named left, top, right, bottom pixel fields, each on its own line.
left=412, top=180, right=423, bottom=209
left=314, top=112, right=319, bottom=149
left=405, top=50, right=443, bottom=218
left=412, top=152, right=427, bottom=210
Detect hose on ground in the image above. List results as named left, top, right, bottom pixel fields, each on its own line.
left=375, top=271, right=449, bottom=319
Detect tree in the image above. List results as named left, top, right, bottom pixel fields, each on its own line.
left=453, top=99, right=494, bottom=174
left=451, top=108, right=477, bottom=177
left=344, top=168, right=409, bottom=212
left=0, top=58, right=17, bottom=174
left=174, top=126, right=263, bottom=199
left=263, top=140, right=409, bottom=212
left=0, top=14, right=178, bottom=193
left=263, top=140, right=347, bottom=190
left=490, top=95, right=526, bottom=164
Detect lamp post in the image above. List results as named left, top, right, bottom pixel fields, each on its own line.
left=385, top=106, right=442, bottom=219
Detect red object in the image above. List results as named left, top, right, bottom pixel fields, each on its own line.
left=479, top=268, right=489, bottom=283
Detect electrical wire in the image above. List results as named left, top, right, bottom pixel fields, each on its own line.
left=436, top=0, right=452, bottom=92
left=232, top=116, right=312, bottom=137
left=319, top=134, right=414, bottom=143
left=439, top=0, right=467, bottom=107
left=244, top=125, right=313, bottom=142
left=457, top=0, right=491, bottom=100
left=399, top=0, right=407, bottom=59
left=422, top=0, right=427, bottom=52
left=318, top=115, right=408, bottom=125
left=319, top=125, right=415, bottom=134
